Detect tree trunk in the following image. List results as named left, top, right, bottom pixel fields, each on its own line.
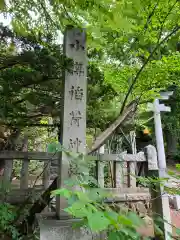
left=89, top=101, right=137, bottom=153
left=165, top=127, right=177, bottom=163
left=0, top=128, right=20, bottom=176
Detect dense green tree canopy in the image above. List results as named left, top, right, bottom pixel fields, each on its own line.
left=1, top=1, right=180, bottom=239
left=0, top=0, right=180, bottom=151
left=0, top=24, right=117, bottom=134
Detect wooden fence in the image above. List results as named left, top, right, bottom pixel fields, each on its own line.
left=0, top=149, right=150, bottom=204
left=0, top=145, right=171, bottom=239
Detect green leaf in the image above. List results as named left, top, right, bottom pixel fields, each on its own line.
left=65, top=201, right=90, bottom=218
left=72, top=219, right=86, bottom=229
left=40, top=119, right=48, bottom=124
left=108, top=231, right=120, bottom=240
left=154, top=224, right=163, bottom=236
left=176, top=228, right=180, bottom=235
left=127, top=212, right=144, bottom=227
left=64, top=178, right=79, bottom=187
left=87, top=188, right=111, bottom=201
left=121, top=227, right=140, bottom=238
left=86, top=203, right=98, bottom=213
left=47, top=142, right=63, bottom=153
left=80, top=175, right=98, bottom=186
left=75, top=191, right=91, bottom=203
left=176, top=164, right=180, bottom=171
left=87, top=211, right=110, bottom=232
left=68, top=195, right=78, bottom=206
left=51, top=188, right=71, bottom=198
left=167, top=170, right=175, bottom=176
left=47, top=142, right=57, bottom=153
left=117, top=215, right=133, bottom=226
left=0, top=0, right=5, bottom=10
left=105, top=211, right=119, bottom=222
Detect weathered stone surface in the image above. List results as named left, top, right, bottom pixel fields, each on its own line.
left=129, top=202, right=136, bottom=212
left=56, top=27, right=87, bottom=217
left=114, top=200, right=151, bottom=217
left=137, top=216, right=154, bottom=238
left=145, top=145, right=158, bottom=171
left=40, top=225, right=93, bottom=240
left=126, top=193, right=150, bottom=201
left=136, top=202, right=147, bottom=216
left=37, top=214, right=105, bottom=240
left=142, top=216, right=153, bottom=225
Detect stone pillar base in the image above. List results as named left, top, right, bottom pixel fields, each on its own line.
left=36, top=213, right=104, bottom=240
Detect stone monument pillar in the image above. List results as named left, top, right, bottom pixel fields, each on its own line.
left=38, top=27, right=93, bottom=240
left=56, top=26, right=87, bottom=218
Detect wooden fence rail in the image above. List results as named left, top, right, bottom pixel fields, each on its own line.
left=0, top=151, right=59, bottom=160
left=0, top=151, right=146, bottom=161
left=0, top=145, right=170, bottom=239
left=0, top=150, right=147, bottom=198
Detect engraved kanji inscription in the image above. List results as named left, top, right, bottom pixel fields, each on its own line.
left=68, top=61, right=84, bottom=76
left=74, top=62, right=84, bottom=76
left=69, top=138, right=82, bottom=152
left=69, top=39, right=85, bottom=51
left=69, top=86, right=83, bottom=100
left=70, top=111, right=82, bottom=127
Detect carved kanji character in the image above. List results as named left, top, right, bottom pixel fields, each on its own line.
left=75, top=86, right=83, bottom=100
left=74, top=62, right=84, bottom=76
left=70, top=111, right=82, bottom=127
left=69, top=138, right=82, bottom=152
left=69, top=86, right=83, bottom=101
left=69, top=40, right=85, bottom=51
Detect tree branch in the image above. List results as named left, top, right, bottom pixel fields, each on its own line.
left=126, top=0, right=160, bottom=56
left=2, top=123, right=60, bottom=127
left=157, top=0, right=179, bottom=44
left=20, top=76, right=60, bottom=89
left=88, top=100, right=138, bottom=153
left=0, top=61, right=20, bottom=71
left=120, top=25, right=180, bottom=114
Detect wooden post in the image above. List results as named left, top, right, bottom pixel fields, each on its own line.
left=114, top=151, right=127, bottom=188
left=3, top=159, right=13, bottom=186
left=129, top=131, right=136, bottom=187
left=114, top=161, right=123, bottom=188
left=43, top=160, right=51, bottom=212
left=43, top=118, right=52, bottom=189
left=20, top=137, right=29, bottom=189
left=97, top=146, right=105, bottom=188
left=145, top=145, right=172, bottom=240
left=43, top=118, right=52, bottom=212
left=56, top=27, right=87, bottom=219
left=43, top=161, right=50, bottom=190
left=97, top=162, right=104, bottom=188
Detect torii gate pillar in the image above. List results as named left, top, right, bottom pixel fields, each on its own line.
left=148, top=92, right=173, bottom=239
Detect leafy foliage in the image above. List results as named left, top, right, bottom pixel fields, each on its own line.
left=0, top=24, right=117, bottom=132
left=0, top=203, right=20, bottom=239
left=52, top=181, right=145, bottom=239
left=1, top=0, right=180, bottom=239
left=5, top=0, right=180, bottom=110
left=49, top=146, right=146, bottom=239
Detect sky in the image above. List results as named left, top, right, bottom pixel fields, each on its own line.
left=0, top=13, right=11, bottom=26
left=0, top=12, right=63, bottom=44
